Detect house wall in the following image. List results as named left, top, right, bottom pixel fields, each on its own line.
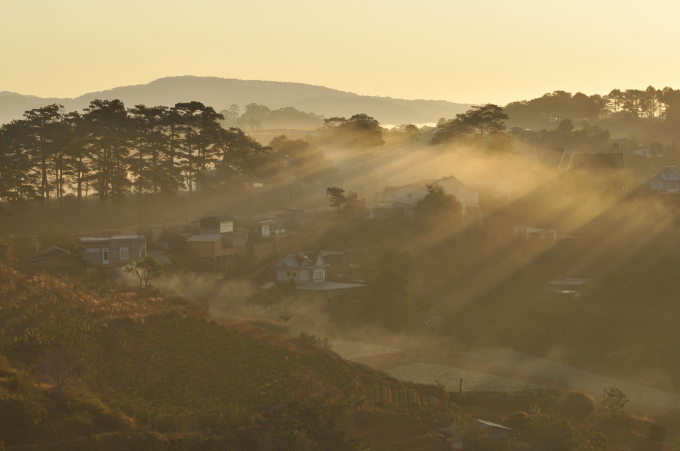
left=82, top=238, right=146, bottom=267
left=276, top=266, right=325, bottom=284
left=187, top=239, right=220, bottom=258
left=261, top=222, right=286, bottom=237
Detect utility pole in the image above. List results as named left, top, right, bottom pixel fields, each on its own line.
left=289, top=187, right=292, bottom=207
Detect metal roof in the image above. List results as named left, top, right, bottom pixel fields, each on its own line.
left=23, top=246, right=71, bottom=262
left=186, top=234, right=222, bottom=242
left=80, top=235, right=142, bottom=242
left=146, top=251, right=172, bottom=265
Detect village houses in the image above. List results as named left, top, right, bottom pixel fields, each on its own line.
left=651, top=166, right=680, bottom=192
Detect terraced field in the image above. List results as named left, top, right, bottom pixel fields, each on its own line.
left=386, top=363, right=544, bottom=392
left=466, top=348, right=680, bottom=410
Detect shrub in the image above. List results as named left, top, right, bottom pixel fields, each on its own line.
left=564, top=391, right=595, bottom=421
left=505, top=411, right=532, bottom=431
left=601, top=387, right=628, bottom=418
left=581, top=431, right=608, bottom=451
left=528, top=406, right=579, bottom=451
left=648, top=423, right=667, bottom=442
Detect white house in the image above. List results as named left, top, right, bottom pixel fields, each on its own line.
left=651, top=166, right=680, bottom=192
left=273, top=252, right=326, bottom=284
left=258, top=218, right=287, bottom=237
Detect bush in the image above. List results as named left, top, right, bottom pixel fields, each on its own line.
left=564, top=391, right=595, bottom=421
left=648, top=423, right=667, bottom=442
left=505, top=411, right=532, bottom=431
left=528, top=407, right=579, bottom=451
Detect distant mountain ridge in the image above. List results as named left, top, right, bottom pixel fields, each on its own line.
left=0, top=76, right=472, bottom=126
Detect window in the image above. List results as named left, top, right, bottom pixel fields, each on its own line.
left=120, top=248, right=129, bottom=260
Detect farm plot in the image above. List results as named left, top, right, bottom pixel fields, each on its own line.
left=330, top=340, right=402, bottom=360
left=466, top=348, right=680, bottom=410
left=386, top=363, right=544, bottom=392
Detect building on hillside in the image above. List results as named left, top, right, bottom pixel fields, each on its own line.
left=634, top=148, right=652, bottom=159
left=438, top=420, right=512, bottom=450
left=514, top=226, right=557, bottom=242
left=651, top=166, right=680, bottom=192
left=191, top=215, right=238, bottom=234
left=242, top=217, right=288, bottom=237
left=383, top=175, right=474, bottom=215
left=79, top=235, right=147, bottom=268
left=550, top=278, right=590, bottom=298
left=283, top=207, right=305, bottom=222
left=23, top=246, right=79, bottom=269
left=222, top=229, right=249, bottom=252
left=274, top=252, right=326, bottom=284
left=185, top=234, right=241, bottom=267
left=262, top=251, right=364, bottom=298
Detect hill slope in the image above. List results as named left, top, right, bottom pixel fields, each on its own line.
left=0, top=76, right=471, bottom=125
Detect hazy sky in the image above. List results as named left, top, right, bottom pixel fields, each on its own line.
left=2, top=0, right=680, bottom=104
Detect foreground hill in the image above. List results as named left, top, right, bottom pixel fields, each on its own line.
left=0, top=77, right=471, bottom=125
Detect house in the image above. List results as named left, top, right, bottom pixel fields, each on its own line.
left=274, top=252, right=326, bottom=284
left=222, top=229, right=249, bottom=254
left=383, top=175, right=474, bottom=215
left=23, top=246, right=79, bottom=269
left=283, top=207, right=304, bottom=222
left=550, top=278, right=590, bottom=298
left=191, top=215, right=237, bottom=234
left=262, top=251, right=365, bottom=297
left=146, top=251, right=172, bottom=272
left=185, top=234, right=241, bottom=266
left=651, top=166, right=680, bottom=192
left=634, top=148, right=652, bottom=159
left=244, top=216, right=288, bottom=238
left=438, top=420, right=512, bottom=449
left=79, top=235, right=147, bottom=268
left=319, top=250, right=345, bottom=266
left=514, top=226, right=557, bottom=242
left=383, top=184, right=428, bottom=215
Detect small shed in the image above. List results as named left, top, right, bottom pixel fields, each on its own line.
left=23, top=246, right=78, bottom=270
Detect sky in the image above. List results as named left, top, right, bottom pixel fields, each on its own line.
left=2, top=0, right=680, bottom=105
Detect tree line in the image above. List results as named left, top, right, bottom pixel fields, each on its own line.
left=0, top=100, right=271, bottom=204
left=505, top=86, right=680, bottom=128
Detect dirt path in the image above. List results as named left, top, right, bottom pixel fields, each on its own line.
left=466, top=348, right=680, bottom=411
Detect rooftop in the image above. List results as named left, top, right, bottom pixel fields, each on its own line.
left=80, top=235, right=143, bottom=242
left=23, top=246, right=71, bottom=262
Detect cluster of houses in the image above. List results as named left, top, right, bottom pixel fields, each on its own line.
left=22, top=207, right=306, bottom=272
